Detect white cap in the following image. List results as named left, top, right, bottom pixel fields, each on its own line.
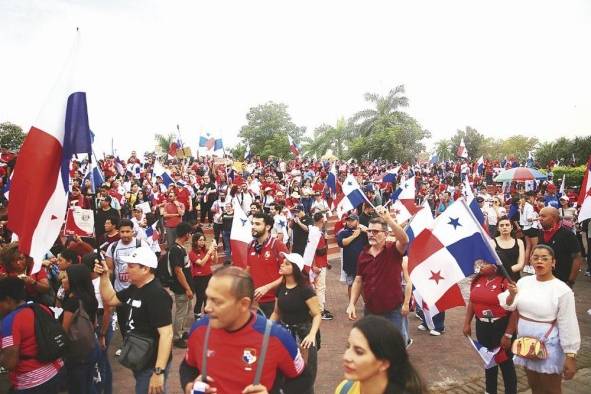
left=120, top=246, right=158, bottom=269
left=280, top=252, right=305, bottom=272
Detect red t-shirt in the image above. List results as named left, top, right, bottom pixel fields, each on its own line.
left=1, top=304, right=63, bottom=390
left=176, top=187, right=191, bottom=211
left=357, top=242, right=403, bottom=314
left=189, top=249, right=213, bottom=277
left=163, top=202, right=182, bottom=228
left=24, top=268, right=48, bottom=299
left=469, top=275, right=509, bottom=318
left=247, top=236, right=288, bottom=304
left=184, top=314, right=303, bottom=394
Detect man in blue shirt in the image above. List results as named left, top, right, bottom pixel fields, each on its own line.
left=335, top=214, right=368, bottom=298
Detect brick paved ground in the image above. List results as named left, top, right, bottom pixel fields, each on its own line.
left=102, top=257, right=591, bottom=394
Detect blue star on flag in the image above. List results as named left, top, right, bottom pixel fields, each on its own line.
left=240, top=218, right=248, bottom=226
left=347, top=181, right=353, bottom=186
left=278, top=219, right=286, bottom=228
left=448, top=217, right=461, bottom=230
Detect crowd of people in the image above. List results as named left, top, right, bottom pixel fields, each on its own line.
left=0, top=150, right=587, bottom=394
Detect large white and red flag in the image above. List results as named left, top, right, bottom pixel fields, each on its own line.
left=456, top=138, right=468, bottom=159
left=8, top=33, right=93, bottom=272
left=407, top=199, right=496, bottom=310
left=230, top=200, right=253, bottom=268
left=390, top=176, right=421, bottom=224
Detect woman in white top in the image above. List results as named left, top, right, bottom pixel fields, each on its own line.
left=519, top=192, right=538, bottom=263
left=499, top=244, right=580, bottom=393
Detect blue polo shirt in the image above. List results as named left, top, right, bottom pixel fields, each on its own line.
left=336, top=227, right=368, bottom=276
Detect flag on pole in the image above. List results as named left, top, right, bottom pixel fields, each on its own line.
left=456, top=138, right=468, bottom=159
left=577, top=156, right=591, bottom=223
left=287, top=135, right=300, bottom=157
left=406, top=200, right=434, bottom=243
left=302, top=225, right=322, bottom=267
left=466, top=337, right=508, bottom=369
left=153, top=161, right=174, bottom=187
left=83, top=162, right=105, bottom=193
left=214, top=138, right=224, bottom=153
left=475, top=156, right=484, bottom=175
left=144, top=222, right=160, bottom=241
left=382, top=167, right=399, bottom=183
left=335, top=174, right=371, bottom=218
left=244, top=144, right=252, bottom=160
left=407, top=199, right=496, bottom=309
left=7, top=32, right=93, bottom=272
left=230, top=200, right=252, bottom=268
left=390, top=176, right=421, bottom=224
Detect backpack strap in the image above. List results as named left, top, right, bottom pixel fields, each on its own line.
left=109, top=240, right=120, bottom=256
left=253, top=318, right=273, bottom=385
left=200, top=323, right=213, bottom=382
left=135, top=238, right=142, bottom=248
left=339, top=380, right=355, bottom=394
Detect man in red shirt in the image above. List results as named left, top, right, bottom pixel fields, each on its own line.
left=247, top=212, right=288, bottom=317
left=0, top=277, right=63, bottom=393
left=180, top=266, right=303, bottom=394
left=346, top=207, right=409, bottom=342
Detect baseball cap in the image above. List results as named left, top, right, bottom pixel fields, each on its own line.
left=559, top=195, right=569, bottom=201
left=120, top=246, right=158, bottom=269
left=280, top=252, right=305, bottom=272
left=346, top=213, right=359, bottom=221
left=293, top=204, right=305, bottom=211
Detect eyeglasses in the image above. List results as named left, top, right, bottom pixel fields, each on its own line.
left=531, top=255, right=552, bottom=262
left=367, top=229, right=386, bottom=235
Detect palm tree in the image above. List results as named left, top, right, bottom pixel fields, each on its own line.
left=350, top=85, right=409, bottom=136
left=302, top=117, right=352, bottom=159
left=154, top=133, right=176, bottom=154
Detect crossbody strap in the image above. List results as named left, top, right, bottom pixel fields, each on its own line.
left=339, top=380, right=355, bottom=394
left=253, top=319, right=273, bottom=385
left=200, top=323, right=212, bottom=382
left=541, top=320, right=557, bottom=341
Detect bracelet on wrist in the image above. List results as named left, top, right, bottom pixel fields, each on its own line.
left=504, top=333, right=513, bottom=338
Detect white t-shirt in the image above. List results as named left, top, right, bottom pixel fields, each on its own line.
left=106, top=238, right=149, bottom=291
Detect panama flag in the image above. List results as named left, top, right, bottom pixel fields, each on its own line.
left=287, top=135, right=300, bottom=157
left=8, top=33, right=93, bottom=272
left=326, top=162, right=338, bottom=196
left=456, top=138, right=468, bottom=159
left=577, top=156, right=591, bottom=223
left=407, top=199, right=496, bottom=309
left=463, top=177, right=486, bottom=229
left=406, top=200, right=434, bottom=243
left=475, top=156, right=484, bottom=175
left=390, top=176, right=421, bottom=224
left=302, top=225, right=322, bottom=267
left=144, top=222, right=160, bottom=242
left=382, top=167, right=399, bottom=183
left=335, top=174, right=371, bottom=218
left=230, top=200, right=252, bottom=268
left=83, top=162, right=105, bottom=193
left=467, top=337, right=508, bottom=369
left=152, top=161, right=174, bottom=187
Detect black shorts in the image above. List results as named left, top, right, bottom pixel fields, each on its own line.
left=523, top=228, right=539, bottom=238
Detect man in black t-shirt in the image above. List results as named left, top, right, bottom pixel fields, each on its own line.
left=538, top=207, right=582, bottom=286
left=95, top=246, right=173, bottom=394
left=290, top=205, right=312, bottom=255
left=95, top=195, right=120, bottom=240
left=169, top=222, right=193, bottom=348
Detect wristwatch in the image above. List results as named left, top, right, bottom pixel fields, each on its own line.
left=565, top=353, right=577, bottom=359
left=153, top=367, right=165, bottom=375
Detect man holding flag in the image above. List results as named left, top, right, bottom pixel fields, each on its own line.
left=346, top=205, right=409, bottom=343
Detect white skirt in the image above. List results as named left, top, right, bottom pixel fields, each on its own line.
left=514, top=319, right=564, bottom=374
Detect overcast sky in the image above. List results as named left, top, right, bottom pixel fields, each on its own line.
left=1, top=0, right=590, bottom=157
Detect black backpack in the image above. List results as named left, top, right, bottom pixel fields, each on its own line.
left=27, top=303, right=70, bottom=362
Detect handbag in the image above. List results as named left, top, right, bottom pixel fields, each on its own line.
left=512, top=320, right=556, bottom=360
left=118, top=331, right=156, bottom=372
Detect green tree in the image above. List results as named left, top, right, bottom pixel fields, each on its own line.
left=0, top=122, right=26, bottom=151
left=434, top=139, right=453, bottom=161
left=498, top=135, right=538, bottom=161
left=239, top=102, right=306, bottom=159
left=154, top=133, right=176, bottom=155
left=302, top=117, right=352, bottom=159
left=450, top=126, right=487, bottom=159
left=347, top=86, right=429, bottom=162
left=350, top=85, right=409, bottom=137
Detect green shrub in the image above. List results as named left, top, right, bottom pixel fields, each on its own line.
left=551, top=166, right=585, bottom=188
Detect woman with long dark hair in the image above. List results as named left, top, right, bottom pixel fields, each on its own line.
left=336, top=315, right=425, bottom=394
left=270, top=252, right=321, bottom=394
left=189, top=232, right=216, bottom=318
left=61, top=264, right=99, bottom=394
left=494, top=216, right=525, bottom=281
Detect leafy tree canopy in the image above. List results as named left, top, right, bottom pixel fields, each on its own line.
left=0, top=122, right=26, bottom=151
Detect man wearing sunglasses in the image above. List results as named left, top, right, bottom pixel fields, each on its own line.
left=346, top=206, right=409, bottom=342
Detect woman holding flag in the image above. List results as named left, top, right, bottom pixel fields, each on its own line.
left=463, top=259, right=518, bottom=394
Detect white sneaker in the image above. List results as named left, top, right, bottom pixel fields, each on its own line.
left=429, top=329, right=442, bottom=336
left=406, top=338, right=414, bottom=349
left=417, top=324, right=427, bottom=331
left=115, top=348, right=122, bottom=356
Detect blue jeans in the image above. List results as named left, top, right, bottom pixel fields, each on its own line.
left=133, top=361, right=171, bottom=394
left=416, top=306, right=446, bottom=332
left=95, top=312, right=114, bottom=394
left=364, top=306, right=407, bottom=344
left=65, top=342, right=99, bottom=394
